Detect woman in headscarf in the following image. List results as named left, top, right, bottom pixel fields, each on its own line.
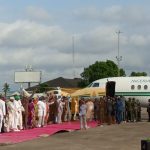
left=27, top=98, right=35, bottom=129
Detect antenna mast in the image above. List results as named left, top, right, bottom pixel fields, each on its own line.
left=72, top=36, right=75, bottom=78
left=116, top=30, right=122, bottom=77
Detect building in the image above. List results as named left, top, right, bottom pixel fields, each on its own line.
left=27, top=77, right=82, bottom=91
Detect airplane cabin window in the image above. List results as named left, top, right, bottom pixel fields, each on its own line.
left=92, top=82, right=99, bottom=87
left=137, top=85, right=141, bottom=90
left=144, top=85, right=148, bottom=90
left=131, top=85, right=135, bottom=90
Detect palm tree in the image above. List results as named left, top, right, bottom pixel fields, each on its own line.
left=2, top=82, right=10, bottom=98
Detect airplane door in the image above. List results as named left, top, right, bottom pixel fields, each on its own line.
left=106, top=81, right=116, bottom=97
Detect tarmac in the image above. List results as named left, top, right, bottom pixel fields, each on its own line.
left=0, top=108, right=150, bottom=150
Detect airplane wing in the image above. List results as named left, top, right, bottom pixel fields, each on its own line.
left=71, top=87, right=105, bottom=98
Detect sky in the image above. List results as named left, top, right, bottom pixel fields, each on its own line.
left=0, top=0, right=150, bottom=91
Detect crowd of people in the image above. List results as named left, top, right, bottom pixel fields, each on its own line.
left=78, top=96, right=142, bottom=129
left=0, top=90, right=148, bottom=134
left=0, top=92, right=72, bottom=133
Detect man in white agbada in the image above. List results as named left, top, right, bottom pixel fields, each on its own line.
left=37, top=97, right=46, bottom=127
left=0, top=98, right=6, bottom=133
left=57, top=99, right=64, bottom=124
left=7, top=97, right=20, bottom=132
left=13, top=95, right=24, bottom=130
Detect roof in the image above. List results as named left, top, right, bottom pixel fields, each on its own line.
left=27, top=77, right=82, bottom=91
left=43, top=77, right=81, bottom=88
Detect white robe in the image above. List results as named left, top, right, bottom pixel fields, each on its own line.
left=57, top=101, right=64, bottom=124
left=37, top=101, right=46, bottom=127
left=14, top=100, right=23, bottom=130
left=7, top=101, right=18, bottom=131
left=0, top=99, right=6, bottom=132
left=37, top=101, right=46, bottom=116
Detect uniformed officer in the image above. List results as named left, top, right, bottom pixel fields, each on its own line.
left=147, top=99, right=150, bottom=122
left=126, top=98, right=132, bottom=122
left=137, top=100, right=141, bottom=122
left=131, top=98, right=135, bottom=122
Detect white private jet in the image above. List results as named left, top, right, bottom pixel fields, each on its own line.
left=71, top=76, right=150, bottom=107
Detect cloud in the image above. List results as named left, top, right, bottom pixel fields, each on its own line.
left=73, top=6, right=100, bottom=20
left=0, top=20, right=70, bottom=50
left=129, top=35, right=148, bottom=47
left=26, top=6, right=52, bottom=22
left=0, top=20, right=120, bottom=55
left=0, top=2, right=150, bottom=91
left=73, top=5, right=150, bottom=26
left=0, top=17, right=150, bottom=90
left=75, top=26, right=118, bottom=54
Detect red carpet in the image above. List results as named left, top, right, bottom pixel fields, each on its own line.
left=0, top=121, right=97, bottom=144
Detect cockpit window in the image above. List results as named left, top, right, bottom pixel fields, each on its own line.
left=54, top=91, right=58, bottom=94
left=92, top=83, right=99, bottom=87
left=87, top=83, right=93, bottom=87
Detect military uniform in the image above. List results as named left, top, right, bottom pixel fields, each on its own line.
left=137, top=100, right=141, bottom=122
left=131, top=99, right=135, bottom=122
left=106, top=98, right=113, bottom=125
left=134, top=100, right=138, bottom=122
left=99, top=98, right=106, bottom=125
left=147, top=100, right=150, bottom=122
left=126, top=98, right=132, bottom=122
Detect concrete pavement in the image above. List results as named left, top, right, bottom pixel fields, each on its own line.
left=0, top=121, right=150, bottom=150
left=0, top=108, right=149, bottom=150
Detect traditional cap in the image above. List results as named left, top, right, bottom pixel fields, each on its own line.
left=14, top=95, right=20, bottom=101
left=12, top=91, right=20, bottom=96
left=33, top=95, right=38, bottom=99
left=10, top=96, right=15, bottom=100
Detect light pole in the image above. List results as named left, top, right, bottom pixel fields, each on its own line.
left=72, top=35, right=75, bottom=79
left=116, top=30, right=122, bottom=77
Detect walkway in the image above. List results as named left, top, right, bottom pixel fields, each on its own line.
left=0, top=121, right=97, bottom=144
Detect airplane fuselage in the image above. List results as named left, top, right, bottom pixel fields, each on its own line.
left=88, top=76, right=150, bottom=107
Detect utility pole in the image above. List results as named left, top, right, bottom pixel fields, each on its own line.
left=116, top=30, right=122, bottom=77
left=72, top=36, right=75, bottom=79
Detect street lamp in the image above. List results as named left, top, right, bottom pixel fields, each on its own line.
left=116, top=30, right=122, bottom=77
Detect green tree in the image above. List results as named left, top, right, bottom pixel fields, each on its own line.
left=2, top=82, right=10, bottom=98
left=120, top=68, right=126, bottom=76
left=130, top=72, right=147, bottom=76
left=79, top=60, right=126, bottom=87
left=38, top=83, right=49, bottom=93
